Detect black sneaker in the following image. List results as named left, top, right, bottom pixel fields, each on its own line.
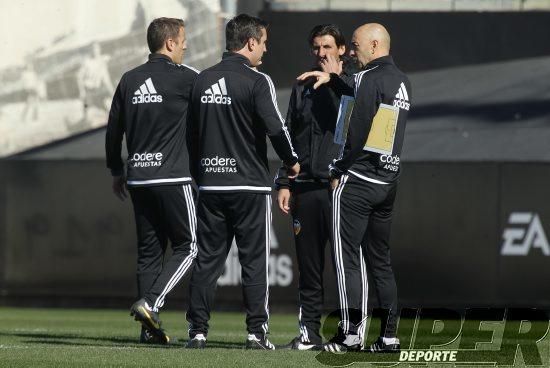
left=316, top=341, right=348, bottom=353
left=139, top=328, right=178, bottom=345
left=130, top=299, right=170, bottom=344
left=186, top=333, right=207, bottom=349
left=245, top=334, right=275, bottom=350
left=314, top=331, right=362, bottom=352
left=366, top=337, right=400, bottom=353
left=280, top=336, right=316, bottom=350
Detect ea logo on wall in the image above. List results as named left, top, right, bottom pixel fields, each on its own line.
left=293, top=219, right=301, bottom=236
left=501, top=212, right=549, bottom=256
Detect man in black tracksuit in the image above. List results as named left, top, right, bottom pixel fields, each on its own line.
left=275, top=24, right=359, bottom=350
left=185, top=14, right=299, bottom=350
left=299, top=23, right=411, bottom=353
left=105, top=18, right=199, bottom=344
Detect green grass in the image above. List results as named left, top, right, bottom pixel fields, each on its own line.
left=0, top=307, right=322, bottom=368
left=0, top=307, right=548, bottom=367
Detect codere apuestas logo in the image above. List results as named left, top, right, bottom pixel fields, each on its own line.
left=132, top=78, right=163, bottom=104
left=201, top=77, right=232, bottom=105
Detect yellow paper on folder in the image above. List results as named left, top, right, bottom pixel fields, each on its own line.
left=364, top=103, right=399, bottom=155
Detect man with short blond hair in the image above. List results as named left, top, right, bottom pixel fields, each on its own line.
left=106, top=17, right=199, bottom=344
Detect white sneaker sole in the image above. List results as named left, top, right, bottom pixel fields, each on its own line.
left=297, top=343, right=315, bottom=351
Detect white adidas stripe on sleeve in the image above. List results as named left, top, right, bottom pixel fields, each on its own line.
left=354, top=65, right=379, bottom=95
left=246, top=66, right=297, bottom=159
left=180, top=63, right=200, bottom=74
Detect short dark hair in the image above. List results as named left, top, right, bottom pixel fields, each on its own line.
left=147, top=17, right=185, bottom=53
left=225, top=14, right=268, bottom=52
left=308, top=24, right=345, bottom=48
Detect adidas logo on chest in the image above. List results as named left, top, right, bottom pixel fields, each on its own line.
left=132, top=78, right=163, bottom=104
left=393, top=82, right=410, bottom=111
left=201, top=77, right=231, bottom=105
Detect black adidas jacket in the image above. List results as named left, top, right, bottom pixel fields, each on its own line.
left=105, top=53, right=199, bottom=186
left=189, top=52, right=298, bottom=193
left=275, top=64, right=358, bottom=190
left=329, top=55, right=412, bottom=184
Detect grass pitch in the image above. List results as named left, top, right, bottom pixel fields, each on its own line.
left=0, top=307, right=321, bottom=368
left=0, top=307, right=548, bottom=367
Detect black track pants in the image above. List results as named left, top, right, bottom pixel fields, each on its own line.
left=129, top=184, right=197, bottom=312
left=332, top=174, right=399, bottom=343
left=290, top=183, right=332, bottom=344
left=187, top=192, right=271, bottom=337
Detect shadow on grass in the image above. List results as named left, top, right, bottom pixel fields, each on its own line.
left=22, top=339, right=181, bottom=349
left=0, top=331, right=247, bottom=350
left=24, top=339, right=249, bottom=350
left=204, top=340, right=247, bottom=349
left=0, top=331, right=171, bottom=348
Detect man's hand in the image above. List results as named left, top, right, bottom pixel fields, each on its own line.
left=320, top=54, right=343, bottom=75
left=112, top=175, right=127, bottom=201
left=287, top=162, right=300, bottom=179
left=297, top=70, right=330, bottom=89
left=331, top=178, right=340, bottom=190
left=277, top=188, right=292, bottom=215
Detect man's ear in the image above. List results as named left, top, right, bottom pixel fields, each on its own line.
left=371, top=39, right=379, bottom=53
left=247, top=38, right=255, bottom=52
left=166, top=38, right=175, bottom=52
left=338, top=45, right=346, bottom=56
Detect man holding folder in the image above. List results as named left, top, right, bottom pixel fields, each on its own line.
left=298, top=23, right=412, bottom=353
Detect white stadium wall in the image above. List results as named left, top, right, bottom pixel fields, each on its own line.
left=0, top=0, right=225, bottom=157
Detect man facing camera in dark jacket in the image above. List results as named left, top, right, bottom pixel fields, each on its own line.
left=299, top=23, right=411, bottom=354
left=276, top=24, right=358, bottom=350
